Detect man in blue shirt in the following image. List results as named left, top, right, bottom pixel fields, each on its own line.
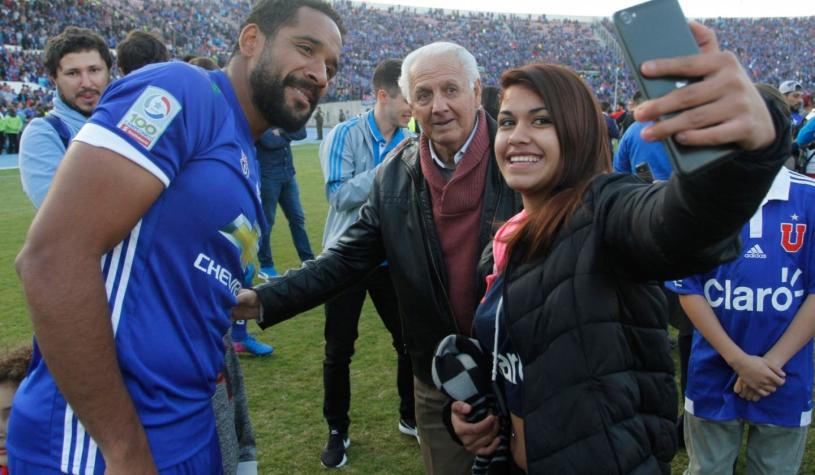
left=666, top=168, right=815, bottom=474
left=317, top=59, right=414, bottom=468
left=780, top=80, right=805, bottom=135
left=19, top=27, right=113, bottom=208
left=256, top=126, right=313, bottom=279
left=612, top=91, right=672, bottom=181
left=9, top=1, right=344, bottom=473
left=613, top=121, right=673, bottom=181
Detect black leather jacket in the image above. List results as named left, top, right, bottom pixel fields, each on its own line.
left=254, top=116, right=522, bottom=384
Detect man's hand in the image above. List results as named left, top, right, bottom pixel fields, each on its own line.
left=231, top=289, right=261, bottom=321
left=450, top=401, right=500, bottom=456
left=730, top=354, right=785, bottom=397
left=635, top=22, right=775, bottom=152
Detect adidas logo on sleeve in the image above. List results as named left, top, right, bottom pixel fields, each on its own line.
left=744, top=244, right=767, bottom=259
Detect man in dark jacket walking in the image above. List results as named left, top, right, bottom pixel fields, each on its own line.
left=232, top=42, right=521, bottom=475
left=314, top=106, right=324, bottom=140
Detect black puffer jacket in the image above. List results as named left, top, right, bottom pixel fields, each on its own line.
left=499, top=105, right=790, bottom=474
left=255, top=116, right=522, bottom=385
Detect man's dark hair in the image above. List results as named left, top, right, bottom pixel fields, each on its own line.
left=0, top=344, right=32, bottom=386
left=372, top=59, right=402, bottom=97
left=116, top=30, right=169, bottom=75
left=481, top=85, right=500, bottom=120
left=44, top=26, right=113, bottom=78
left=600, top=100, right=610, bottom=113
left=233, top=0, right=346, bottom=55
left=189, top=56, right=219, bottom=71
left=632, top=91, right=644, bottom=105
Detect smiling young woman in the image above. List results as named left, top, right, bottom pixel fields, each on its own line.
left=449, top=43, right=792, bottom=474
left=494, top=64, right=609, bottom=250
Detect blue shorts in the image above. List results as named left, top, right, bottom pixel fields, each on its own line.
left=9, top=426, right=223, bottom=475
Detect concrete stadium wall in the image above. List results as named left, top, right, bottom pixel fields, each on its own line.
left=307, top=100, right=375, bottom=128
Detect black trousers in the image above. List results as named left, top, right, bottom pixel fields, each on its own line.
left=323, top=266, right=414, bottom=432
left=5, top=132, right=18, bottom=154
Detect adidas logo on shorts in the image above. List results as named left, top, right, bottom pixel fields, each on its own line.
left=744, top=244, right=767, bottom=259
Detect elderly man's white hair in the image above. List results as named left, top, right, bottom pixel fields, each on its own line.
left=398, top=42, right=480, bottom=103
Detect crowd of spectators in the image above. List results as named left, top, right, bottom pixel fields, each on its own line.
left=0, top=0, right=813, bottom=113
left=601, top=15, right=815, bottom=101
left=1, top=82, right=53, bottom=121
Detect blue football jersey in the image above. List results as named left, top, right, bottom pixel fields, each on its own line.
left=8, top=62, right=265, bottom=473
left=666, top=168, right=815, bottom=428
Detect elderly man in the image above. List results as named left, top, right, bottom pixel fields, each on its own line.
left=233, top=42, right=521, bottom=474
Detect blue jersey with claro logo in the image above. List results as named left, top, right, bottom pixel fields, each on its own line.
left=8, top=62, right=265, bottom=473
left=666, top=168, right=815, bottom=428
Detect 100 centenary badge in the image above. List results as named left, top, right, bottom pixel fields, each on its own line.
left=118, top=86, right=182, bottom=150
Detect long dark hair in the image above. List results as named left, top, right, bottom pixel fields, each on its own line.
left=499, top=63, right=611, bottom=261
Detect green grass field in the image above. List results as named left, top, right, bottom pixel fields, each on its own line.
left=1, top=144, right=814, bottom=474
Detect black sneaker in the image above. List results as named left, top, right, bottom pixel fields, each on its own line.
left=398, top=418, right=418, bottom=439
left=320, top=429, right=350, bottom=468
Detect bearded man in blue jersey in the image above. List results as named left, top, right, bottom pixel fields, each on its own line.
left=10, top=1, right=343, bottom=474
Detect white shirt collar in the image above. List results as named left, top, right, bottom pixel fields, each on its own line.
left=429, top=114, right=480, bottom=170
left=750, top=168, right=792, bottom=239
left=761, top=167, right=792, bottom=207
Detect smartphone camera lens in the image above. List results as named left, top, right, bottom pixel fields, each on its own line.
left=620, top=11, right=632, bottom=24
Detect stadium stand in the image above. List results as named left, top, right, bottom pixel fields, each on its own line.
left=0, top=0, right=812, bottom=108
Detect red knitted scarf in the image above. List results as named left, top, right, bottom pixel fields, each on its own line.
left=419, top=109, right=490, bottom=333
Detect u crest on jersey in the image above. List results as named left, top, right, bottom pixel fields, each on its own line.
left=781, top=222, right=806, bottom=253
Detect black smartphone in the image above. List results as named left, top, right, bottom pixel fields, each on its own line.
left=635, top=162, right=655, bottom=182
left=613, top=0, right=738, bottom=176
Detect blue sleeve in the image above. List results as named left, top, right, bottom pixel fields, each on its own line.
left=18, top=117, right=66, bottom=208
left=73, top=62, right=231, bottom=187
left=318, top=121, right=378, bottom=212
left=665, top=274, right=704, bottom=295
left=613, top=127, right=633, bottom=174
left=796, top=119, right=815, bottom=146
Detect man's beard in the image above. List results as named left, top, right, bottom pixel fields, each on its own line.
left=59, top=88, right=98, bottom=118
left=250, top=54, right=319, bottom=132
